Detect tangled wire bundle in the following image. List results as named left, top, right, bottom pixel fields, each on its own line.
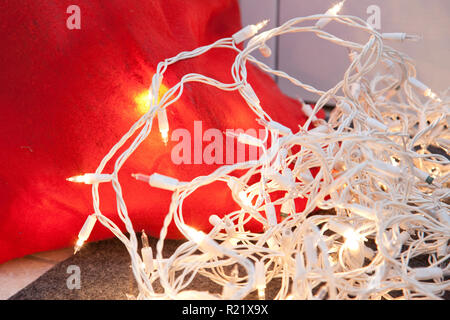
left=70, top=6, right=450, bottom=300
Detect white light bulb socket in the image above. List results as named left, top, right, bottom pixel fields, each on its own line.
left=408, top=77, right=429, bottom=94
left=382, top=33, right=407, bottom=41
left=157, top=108, right=169, bottom=133
left=209, top=215, right=223, bottom=228
left=366, top=117, right=388, bottom=131
left=232, top=20, right=268, bottom=44
left=237, top=133, right=263, bottom=147
left=413, top=267, right=443, bottom=280
left=301, top=103, right=318, bottom=121
left=188, top=229, right=224, bottom=257
left=339, top=203, right=376, bottom=220
left=382, top=33, right=420, bottom=42
left=371, top=160, right=403, bottom=177
left=266, top=120, right=292, bottom=135
left=315, top=2, right=343, bottom=29
left=265, top=202, right=277, bottom=227
left=149, top=173, right=180, bottom=191
left=232, top=25, right=259, bottom=44
left=295, top=252, right=306, bottom=279
left=304, top=235, right=318, bottom=267
left=141, top=247, right=154, bottom=273
left=266, top=169, right=295, bottom=190
left=78, top=214, right=97, bottom=242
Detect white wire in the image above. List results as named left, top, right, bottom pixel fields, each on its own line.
left=73, top=11, right=449, bottom=300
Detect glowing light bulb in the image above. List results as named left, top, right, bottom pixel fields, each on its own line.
left=67, top=175, right=87, bottom=183
left=316, top=1, right=345, bottom=29
left=157, top=108, right=170, bottom=145
left=408, top=77, right=441, bottom=102
left=424, top=88, right=440, bottom=101
left=67, top=173, right=112, bottom=184
left=343, top=229, right=361, bottom=253
left=255, top=19, right=269, bottom=31
left=74, top=238, right=85, bottom=254
left=141, top=230, right=154, bottom=274
left=184, top=225, right=205, bottom=244
left=184, top=225, right=223, bottom=257
left=255, top=261, right=266, bottom=300
left=74, top=214, right=97, bottom=254
left=160, top=130, right=169, bottom=145
left=258, top=288, right=266, bottom=300
left=329, top=1, right=344, bottom=15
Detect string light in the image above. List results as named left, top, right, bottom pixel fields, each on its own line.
left=74, top=214, right=97, bottom=254
left=141, top=230, right=154, bottom=274
left=132, top=172, right=184, bottom=191
left=315, top=1, right=345, bottom=29
left=254, top=261, right=266, bottom=300
left=408, top=77, right=441, bottom=101
left=71, top=2, right=450, bottom=300
left=67, top=173, right=112, bottom=184
left=157, top=108, right=170, bottom=145
left=382, top=33, right=421, bottom=42
left=232, top=20, right=269, bottom=44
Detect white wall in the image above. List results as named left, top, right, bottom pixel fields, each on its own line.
left=239, top=0, right=450, bottom=102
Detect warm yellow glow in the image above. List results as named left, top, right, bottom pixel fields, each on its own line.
left=161, top=129, right=169, bottom=145
left=74, top=238, right=85, bottom=254
left=134, top=83, right=169, bottom=114
left=424, top=88, right=442, bottom=102
left=378, top=182, right=388, bottom=192
left=67, top=175, right=86, bottom=183
left=184, top=225, right=206, bottom=244
left=258, top=288, right=266, bottom=300
left=134, top=91, right=152, bottom=114
left=255, top=19, right=269, bottom=31
left=329, top=1, right=344, bottom=15
left=344, top=229, right=361, bottom=252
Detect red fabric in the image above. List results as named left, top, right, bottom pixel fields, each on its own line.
left=0, top=0, right=323, bottom=263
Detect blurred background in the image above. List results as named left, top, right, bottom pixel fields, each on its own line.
left=239, top=0, right=450, bottom=102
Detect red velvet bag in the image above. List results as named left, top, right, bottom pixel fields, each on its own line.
left=0, top=0, right=322, bottom=263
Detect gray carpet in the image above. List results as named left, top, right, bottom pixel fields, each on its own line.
left=9, top=235, right=448, bottom=300
left=9, top=236, right=279, bottom=300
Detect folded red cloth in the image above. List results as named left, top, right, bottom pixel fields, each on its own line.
left=0, top=0, right=322, bottom=263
